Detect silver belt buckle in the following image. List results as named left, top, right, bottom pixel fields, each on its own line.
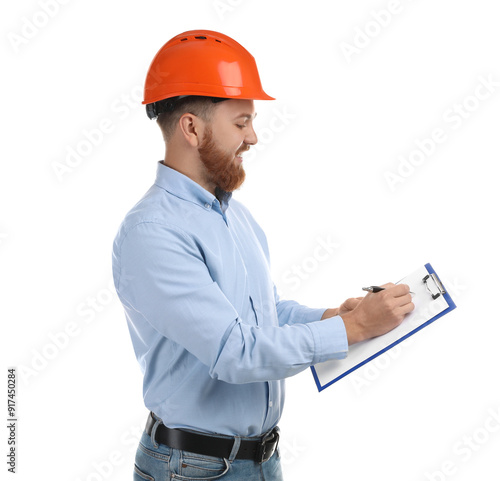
left=256, top=428, right=279, bottom=464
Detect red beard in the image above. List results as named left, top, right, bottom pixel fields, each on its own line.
left=198, top=126, right=247, bottom=193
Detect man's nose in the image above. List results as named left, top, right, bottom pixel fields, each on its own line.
left=245, top=124, right=258, bottom=145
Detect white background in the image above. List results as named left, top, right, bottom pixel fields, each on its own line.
left=2, top=0, right=499, bottom=480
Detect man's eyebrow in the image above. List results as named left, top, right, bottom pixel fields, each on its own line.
left=233, top=112, right=257, bottom=120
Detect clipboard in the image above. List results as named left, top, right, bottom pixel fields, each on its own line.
left=311, top=263, right=457, bottom=392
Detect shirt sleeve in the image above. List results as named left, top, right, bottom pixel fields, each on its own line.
left=273, top=284, right=329, bottom=326
left=114, top=221, right=348, bottom=385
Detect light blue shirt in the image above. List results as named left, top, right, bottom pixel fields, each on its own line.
left=112, top=162, right=348, bottom=436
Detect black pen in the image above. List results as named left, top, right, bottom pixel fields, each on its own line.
left=362, top=286, right=385, bottom=293
left=362, top=285, right=415, bottom=295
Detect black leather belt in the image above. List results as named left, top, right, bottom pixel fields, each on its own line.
left=145, top=412, right=279, bottom=464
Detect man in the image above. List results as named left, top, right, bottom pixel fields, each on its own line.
left=112, top=30, right=414, bottom=481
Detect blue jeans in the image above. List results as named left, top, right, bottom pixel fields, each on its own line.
left=133, top=414, right=284, bottom=481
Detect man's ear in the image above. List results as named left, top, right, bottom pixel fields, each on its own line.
left=178, top=113, right=204, bottom=147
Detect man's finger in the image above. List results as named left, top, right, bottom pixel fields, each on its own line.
left=395, top=293, right=413, bottom=307
left=389, top=283, right=411, bottom=297
left=344, top=298, right=360, bottom=309
left=396, top=301, right=415, bottom=317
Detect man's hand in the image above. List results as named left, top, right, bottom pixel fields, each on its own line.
left=338, top=297, right=364, bottom=316
left=320, top=297, right=366, bottom=320
left=341, top=283, right=414, bottom=345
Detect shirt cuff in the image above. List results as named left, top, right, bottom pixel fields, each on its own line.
left=302, top=307, right=332, bottom=323
left=307, top=315, right=348, bottom=364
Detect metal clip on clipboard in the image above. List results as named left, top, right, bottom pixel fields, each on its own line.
left=423, top=273, right=446, bottom=300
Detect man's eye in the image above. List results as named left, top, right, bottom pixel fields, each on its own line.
left=236, top=124, right=245, bottom=129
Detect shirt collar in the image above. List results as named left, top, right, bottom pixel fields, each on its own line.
left=154, top=161, right=232, bottom=214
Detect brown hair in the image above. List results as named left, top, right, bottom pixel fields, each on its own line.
left=156, top=96, right=217, bottom=143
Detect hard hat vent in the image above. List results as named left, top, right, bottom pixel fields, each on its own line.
left=179, top=35, right=222, bottom=43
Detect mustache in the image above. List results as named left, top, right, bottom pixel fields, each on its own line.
left=236, top=146, right=250, bottom=156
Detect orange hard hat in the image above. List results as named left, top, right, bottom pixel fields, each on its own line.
left=143, top=30, right=274, bottom=118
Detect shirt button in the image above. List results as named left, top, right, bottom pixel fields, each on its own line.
left=204, top=203, right=211, bottom=209
left=269, top=401, right=273, bottom=407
